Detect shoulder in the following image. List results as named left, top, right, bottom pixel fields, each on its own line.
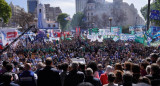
left=103, top=84, right=108, bottom=86
left=10, top=82, right=20, bottom=86
left=77, top=71, right=84, bottom=75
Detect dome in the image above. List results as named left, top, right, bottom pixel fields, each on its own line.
left=87, top=0, right=95, bottom=3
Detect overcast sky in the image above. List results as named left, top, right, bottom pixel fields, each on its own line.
left=6, top=0, right=152, bottom=18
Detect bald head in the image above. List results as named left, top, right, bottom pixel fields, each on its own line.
left=25, top=63, right=31, bottom=70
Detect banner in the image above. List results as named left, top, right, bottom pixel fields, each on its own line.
left=111, top=27, right=122, bottom=35
left=0, top=28, right=18, bottom=46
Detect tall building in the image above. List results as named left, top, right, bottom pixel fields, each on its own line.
left=27, top=0, right=39, bottom=14
left=44, top=4, right=62, bottom=21
left=8, top=2, right=25, bottom=27
left=76, top=0, right=88, bottom=13
left=37, top=3, right=59, bottom=29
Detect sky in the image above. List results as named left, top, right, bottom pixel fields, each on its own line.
left=6, top=0, right=152, bottom=18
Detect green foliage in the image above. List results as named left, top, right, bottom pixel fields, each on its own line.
left=57, top=13, right=69, bottom=31
left=141, top=1, right=160, bottom=26
left=71, top=12, right=84, bottom=29
left=0, top=0, right=12, bottom=23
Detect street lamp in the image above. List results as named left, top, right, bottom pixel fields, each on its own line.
left=34, top=18, right=38, bottom=28
left=109, top=17, right=112, bottom=32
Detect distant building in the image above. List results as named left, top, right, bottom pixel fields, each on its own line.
left=75, top=0, right=88, bottom=13
left=8, top=2, right=25, bottom=27
left=44, top=4, right=62, bottom=21
left=37, top=3, right=59, bottom=30
left=27, top=0, right=39, bottom=14
left=83, top=0, right=145, bottom=28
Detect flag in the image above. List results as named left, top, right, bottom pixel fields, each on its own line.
left=64, top=16, right=71, bottom=21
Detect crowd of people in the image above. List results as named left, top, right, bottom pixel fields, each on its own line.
left=0, top=36, right=160, bottom=86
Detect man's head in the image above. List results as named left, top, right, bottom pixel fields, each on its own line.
left=156, top=57, right=160, bottom=66
left=25, top=63, right=31, bottom=71
left=124, top=62, right=132, bottom=71
left=85, top=68, right=93, bottom=76
left=150, top=53, right=159, bottom=63
left=97, top=64, right=103, bottom=71
left=123, top=71, right=133, bottom=85
left=78, top=82, right=93, bottom=86
left=5, top=63, right=13, bottom=72
left=108, top=72, right=116, bottom=83
left=105, top=65, right=113, bottom=74
left=2, top=72, right=13, bottom=84
left=61, top=63, right=68, bottom=71
left=45, top=57, right=53, bottom=66
left=71, top=62, right=79, bottom=70
left=3, top=61, right=9, bottom=68
left=151, top=63, right=159, bottom=75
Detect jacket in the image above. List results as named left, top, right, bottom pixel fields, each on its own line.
left=84, top=76, right=102, bottom=86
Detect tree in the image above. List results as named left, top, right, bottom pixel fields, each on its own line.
left=141, top=1, right=160, bottom=26
left=57, top=13, right=69, bottom=31
left=11, top=11, right=35, bottom=31
left=71, top=12, right=84, bottom=29
left=0, top=0, right=12, bottom=23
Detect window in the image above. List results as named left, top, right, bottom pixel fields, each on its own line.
left=39, top=9, right=41, bottom=13
left=91, top=13, right=93, bottom=16
left=48, top=24, right=51, bottom=27
left=88, top=13, right=89, bottom=16
left=53, top=24, right=56, bottom=27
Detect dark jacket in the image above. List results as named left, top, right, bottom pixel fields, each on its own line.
left=146, top=74, right=160, bottom=86
left=0, top=82, right=19, bottom=86
left=64, top=69, right=84, bottom=86
left=37, top=66, right=61, bottom=86
left=84, top=76, right=102, bottom=86
left=19, top=70, right=36, bottom=86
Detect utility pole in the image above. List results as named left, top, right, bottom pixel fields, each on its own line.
left=146, top=0, right=151, bottom=31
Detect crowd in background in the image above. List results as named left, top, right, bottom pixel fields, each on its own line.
left=0, top=37, right=160, bottom=86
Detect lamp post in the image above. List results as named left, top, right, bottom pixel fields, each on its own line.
left=34, top=18, right=38, bottom=29
left=109, top=17, right=112, bottom=32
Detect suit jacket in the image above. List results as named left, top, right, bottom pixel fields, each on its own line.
left=84, top=76, right=102, bottom=86
left=64, top=69, right=84, bottom=86
left=37, top=66, right=61, bottom=86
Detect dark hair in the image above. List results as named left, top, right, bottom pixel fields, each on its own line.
left=5, top=63, right=13, bottom=72
left=3, top=61, right=9, bottom=67
left=123, top=71, right=133, bottom=86
left=108, top=72, right=116, bottom=83
left=79, top=63, right=85, bottom=72
left=45, top=57, right=53, bottom=66
left=139, top=76, right=151, bottom=85
left=2, top=72, right=12, bottom=84
left=140, top=62, right=149, bottom=69
left=78, top=82, right=93, bottom=86
left=132, top=64, right=140, bottom=74
left=85, top=68, right=93, bottom=76
left=124, top=62, right=132, bottom=71
left=115, top=63, right=123, bottom=71
left=61, top=63, right=68, bottom=71
left=114, top=70, right=123, bottom=84
left=151, top=63, right=159, bottom=75
left=87, top=61, right=98, bottom=73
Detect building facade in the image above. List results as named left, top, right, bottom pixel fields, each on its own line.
left=44, top=4, right=62, bottom=21
left=37, top=3, right=59, bottom=29
left=83, top=0, right=145, bottom=28
left=27, top=0, right=39, bottom=14
left=75, top=0, right=88, bottom=13
left=8, top=2, right=25, bottom=27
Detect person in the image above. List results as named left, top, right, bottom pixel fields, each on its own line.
left=5, top=63, right=19, bottom=83
left=77, top=82, right=94, bottom=86
left=84, top=68, right=102, bottom=86
left=114, top=70, right=123, bottom=85
left=64, top=62, right=84, bottom=86
left=100, top=65, right=113, bottom=85
left=97, top=64, right=104, bottom=77
left=122, top=71, right=135, bottom=86
left=156, top=57, right=160, bottom=66
left=150, top=53, right=159, bottom=63
left=145, top=65, right=151, bottom=75
left=140, top=62, right=149, bottom=76
left=124, top=62, right=132, bottom=72
left=60, top=63, right=69, bottom=86
left=132, top=64, right=140, bottom=84
left=146, top=63, right=160, bottom=86
left=35, top=62, right=44, bottom=75
left=87, top=61, right=99, bottom=79
left=37, top=57, right=61, bottom=86
left=0, top=72, right=19, bottom=86
left=19, top=63, right=37, bottom=86
left=103, top=72, right=118, bottom=86
left=135, top=76, right=151, bottom=86
left=0, top=61, right=9, bottom=74
left=114, top=63, right=123, bottom=72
